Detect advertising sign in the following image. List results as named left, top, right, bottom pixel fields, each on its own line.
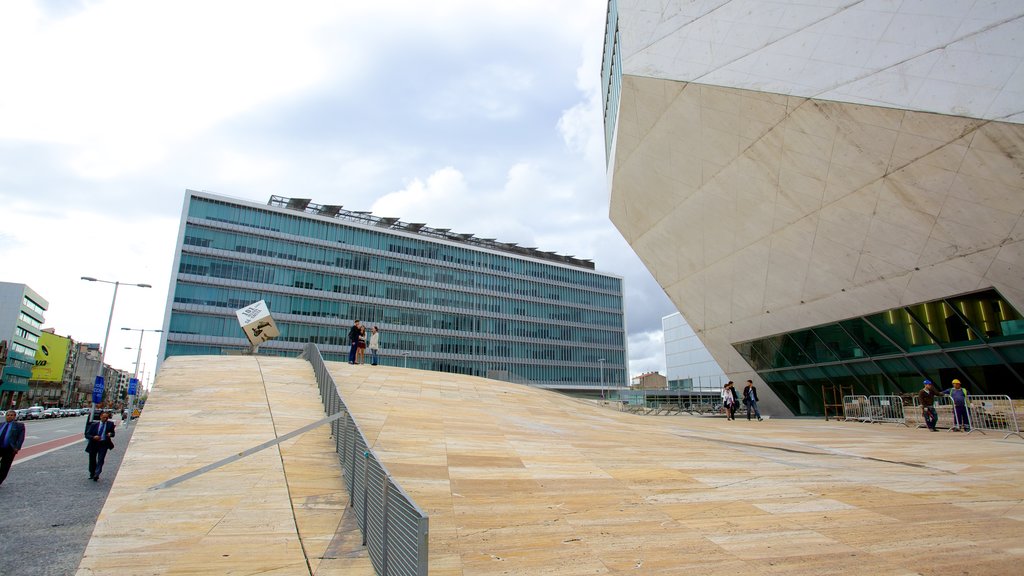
left=92, top=376, right=105, bottom=404
left=235, top=300, right=280, bottom=346
left=128, top=378, right=138, bottom=395
left=31, top=332, right=71, bottom=383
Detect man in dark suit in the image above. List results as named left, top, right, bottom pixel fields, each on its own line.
left=85, top=411, right=116, bottom=481
left=0, top=409, right=26, bottom=486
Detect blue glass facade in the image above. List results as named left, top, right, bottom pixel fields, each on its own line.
left=735, top=289, right=1024, bottom=416
left=601, top=0, right=621, bottom=163
left=160, top=191, right=627, bottom=390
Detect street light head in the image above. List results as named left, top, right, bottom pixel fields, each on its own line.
left=137, top=283, right=153, bottom=288
left=121, top=327, right=131, bottom=331
left=81, top=276, right=97, bottom=281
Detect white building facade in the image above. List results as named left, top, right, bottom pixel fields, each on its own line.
left=604, top=1, right=1024, bottom=416
left=663, top=312, right=728, bottom=392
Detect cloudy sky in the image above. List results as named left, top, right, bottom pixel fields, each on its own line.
left=0, top=0, right=675, bottom=383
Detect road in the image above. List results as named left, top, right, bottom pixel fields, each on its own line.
left=0, top=416, right=135, bottom=576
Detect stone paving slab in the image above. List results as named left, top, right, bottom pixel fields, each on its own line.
left=79, top=356, right=1024, bottom=575
left=75, top=355, right=372, bottom=576
left=327, top=361, right=1024, bottom=576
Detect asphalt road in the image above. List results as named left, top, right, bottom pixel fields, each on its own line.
left=0, top=418, right=135, bottom=576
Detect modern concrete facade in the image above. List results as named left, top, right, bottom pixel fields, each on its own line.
left=159, top=190, right=627, bottom=391
left=0, top=282, right=48, bottom=407
left=604, top=1, right=1024, bottom=416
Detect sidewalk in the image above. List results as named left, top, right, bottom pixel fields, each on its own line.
left=0, top=421, right=135, bottom=576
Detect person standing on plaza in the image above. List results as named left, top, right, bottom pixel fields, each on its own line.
left=918, top=379, right=941, bottom=431
left=347, top=320, right=362, bottom=364
left=945, top=379, right=970, bottom=431
left=84, top=411, right=116, bottom=481
left=742, top=379, right=762, bottom=421
left=722, top=381, right=739, bottom=420
left=0, top=409, right=26, bottom=486
left=369, top=326, right=380, bottom=366
left=355, top=325, right=367, bottom=364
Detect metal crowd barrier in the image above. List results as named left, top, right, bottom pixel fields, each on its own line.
left=883, top=394, right=1021, bottom=440
left=301, top=342, right=429, bottom=576
left=842, top=395, right=869, bottom=422
left=867, top=395, right=908, bottom=426
left=963, top=395, right=1023, bottom=440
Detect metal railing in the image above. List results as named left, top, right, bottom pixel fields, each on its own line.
left=301, top=342, right=429, bottom=575
left=911, top=394, right=1023, bottom=439
left=867, top=395, right=908, bottom=426
left=842, top=395, right=869, bottom=422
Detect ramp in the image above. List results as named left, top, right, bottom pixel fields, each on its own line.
left=76, top=355, right=373, bottom=575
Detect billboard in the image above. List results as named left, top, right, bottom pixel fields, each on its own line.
left=32, top=332, right=70, bottom=382
left=235, top=300, right=280, bottom=346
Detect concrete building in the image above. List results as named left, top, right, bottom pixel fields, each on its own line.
left=0, top=282, right=48, bottom=408
left=630, top=370, right=667, bottom=390
left=663, top=312, right=728, bottom=392
left=603, top=1, right=1024, bottom=416
left=159, top=190, right=627, bottom=392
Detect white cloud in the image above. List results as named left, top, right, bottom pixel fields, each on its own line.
left=0, top=0, right=678, bottom=379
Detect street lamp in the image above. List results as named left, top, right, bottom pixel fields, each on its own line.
left=121, top=327, right=161, bottom=427
left=598, top=358, right=606, bottom=401
left=81, top=277, right=151, bottom=423
left=402, top=351, right=410, bottom=369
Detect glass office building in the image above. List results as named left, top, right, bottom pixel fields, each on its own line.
left=0, top=282, right=48, bottom=408
left=159, top=190, right=627, bottom=391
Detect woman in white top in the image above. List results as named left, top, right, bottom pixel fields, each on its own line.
left=369, top=326, right=380, bottom=366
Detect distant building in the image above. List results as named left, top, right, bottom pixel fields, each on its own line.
left=0, top=282, right=48, bottom=408
left=663, top=313, right=727, bottom=392
left=604, top=1, right=1024, bottom=416
left=27, top=329, right=77, bottom=407
left=630, top=371, right=667, bottom=390
left=159, top=190, right=627, bottom=392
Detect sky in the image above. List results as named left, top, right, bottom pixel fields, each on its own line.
left=0, top=0, right=676, bottom=384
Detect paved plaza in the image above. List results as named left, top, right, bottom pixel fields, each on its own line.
left=78, top=355, right=1024, bottom=575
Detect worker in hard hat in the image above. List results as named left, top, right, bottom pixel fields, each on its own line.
left=944, top=379, right=970, bottom=432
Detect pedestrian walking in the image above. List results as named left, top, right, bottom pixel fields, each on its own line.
left=84, top=411, right=116, bottom=481
left=347, top=320, right=362, bottom=364
left=722, top=381, right=739, bottom=420
left=945, top=379, right=970, bottom=431
left=0, top=409, right=26, bottom=486
left=369, top=326, right=380, bottom=366
left=918, top=379, right=941, bottom=431
left=742, top=380, right=762, bottom=421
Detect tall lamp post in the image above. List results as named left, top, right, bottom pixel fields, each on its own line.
left=598, top=358, right=606, bottom=401
left=121, top=327, right=161, bottom=427
left=81, top=277, right=151, bottom=423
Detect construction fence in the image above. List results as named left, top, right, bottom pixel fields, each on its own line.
left=841, top=393, right=1023, bottom=439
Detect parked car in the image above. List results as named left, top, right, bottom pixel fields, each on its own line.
left=14, top=408, right=29, bottom=420
left=42, top=407, right=62, bottom=418
left=25, top=406, right=44, bottom=420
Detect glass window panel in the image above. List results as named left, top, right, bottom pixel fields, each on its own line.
left=839, top=318, right=900, bottom=356
left=907, top=301, right=982, bottom=346
left=999, top=344, right=1024, bottom=363
left=787, top=329, right=835, bottom=364
left=865, top=309, right=937, bottom=352
left=810, top=324, right=864, bottom=361
left=949, top=348, right=1002, bottom=368
left=758, top=335, right=798, bottom=369
left=911, top=353, right=955, bottom=371
left=875, top=357, right=924, bottom=394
